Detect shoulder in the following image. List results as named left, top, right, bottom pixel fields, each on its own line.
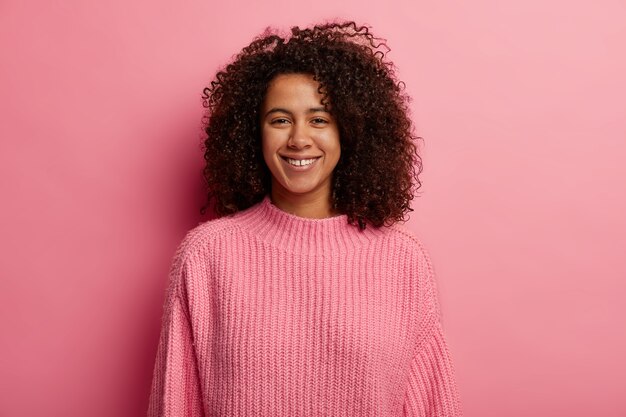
left=368, top=222, right=438, bottom=293
left=164, top=214, right=243, bottom=296
left=383, top=223, right=434, bottom=265
left=387, top=223, right=442, bottom=322
left=171, top=214, right=244, bottom=265
left=386, top=222, right=439, bottom=304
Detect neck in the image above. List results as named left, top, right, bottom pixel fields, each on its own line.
left=230, top=194, right=384, bottom=254
left=269, top=188, right=339, bottom=219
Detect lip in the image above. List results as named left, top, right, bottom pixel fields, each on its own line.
left=280, top=155, right=323, bottom=160
left=280, top=155, right=321, bottom=171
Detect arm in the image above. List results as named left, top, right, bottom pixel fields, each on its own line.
left=403, top=243, right=463, bottom=417
left=147, top=247, right=205, bottom=417
left=403, top=321, right=463, bottom=417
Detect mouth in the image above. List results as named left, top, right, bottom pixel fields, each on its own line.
left=280, top=155, right=322, bottom=167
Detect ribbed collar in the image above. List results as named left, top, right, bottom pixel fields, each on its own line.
left=231, top=194, right=388, bottom=255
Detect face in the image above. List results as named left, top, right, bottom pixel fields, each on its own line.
left=260, top=73, right=341, bottom=205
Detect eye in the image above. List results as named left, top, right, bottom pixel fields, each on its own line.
left=311, top=117, right=328, bottom=125
left=270, top=118, right=290, bottom=125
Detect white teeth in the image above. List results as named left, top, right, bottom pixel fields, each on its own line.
left=286, top=157, right=317, bottom=166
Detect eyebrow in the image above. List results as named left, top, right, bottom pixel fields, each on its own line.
left=264, top=107, right=329, bottom=118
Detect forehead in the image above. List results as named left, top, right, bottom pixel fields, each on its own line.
left=263, top=73, right=324, bottom=106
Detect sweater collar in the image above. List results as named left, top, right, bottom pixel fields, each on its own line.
left=232, top=194, right=387, bottom=255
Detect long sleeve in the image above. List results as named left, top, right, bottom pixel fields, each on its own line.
left=403, top=243, right=463, bottom=417
left=147, top=249, right=205, bottom=417
left=403, top=322, right=463, bottom=416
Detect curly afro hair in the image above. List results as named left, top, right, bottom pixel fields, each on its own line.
left=200, top=20, right=423, bottom=230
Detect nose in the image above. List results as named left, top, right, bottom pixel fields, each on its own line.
left=287, top=121, right=312, bottom=149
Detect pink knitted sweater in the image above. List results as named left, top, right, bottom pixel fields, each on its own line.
left=148, top=195, right=463, bottom=416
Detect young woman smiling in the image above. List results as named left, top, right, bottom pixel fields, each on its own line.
left=260, top=72, right=342, bottom=219
left=148, top=21, right=463, bottom=417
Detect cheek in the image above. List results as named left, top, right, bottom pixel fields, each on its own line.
left=262, top=126, right=285, bottom=146
left=261, top=131, right=285, bottom=170
left=324, top=131, right=341, bottom=161
left=261, top=129, right=275, bottom=154
left=260, top=135, right=271, bottom=166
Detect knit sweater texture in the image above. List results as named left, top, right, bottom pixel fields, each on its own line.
left=148, top=194, right=463, bottom=416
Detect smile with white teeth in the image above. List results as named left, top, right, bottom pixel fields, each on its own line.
left=285, top=157, right=319, bottom=166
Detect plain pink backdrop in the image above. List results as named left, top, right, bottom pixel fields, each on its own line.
left=1, top=1, right=625, bottom=416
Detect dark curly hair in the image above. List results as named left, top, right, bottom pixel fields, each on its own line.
left=200, top=20, right=423, bottom=230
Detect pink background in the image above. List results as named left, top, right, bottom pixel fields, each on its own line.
left=1, top=1, right=625, bottom=416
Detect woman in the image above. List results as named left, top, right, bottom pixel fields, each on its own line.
left=148, top=21, right=463, bottom=417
